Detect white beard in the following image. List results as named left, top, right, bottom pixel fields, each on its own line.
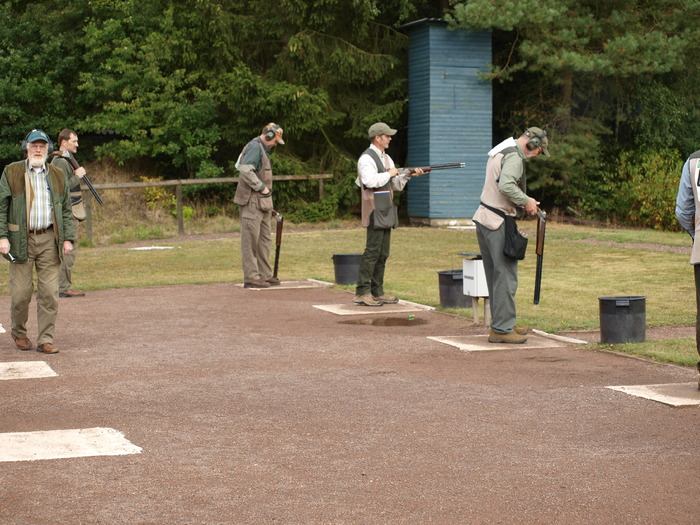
left=29, top=152, right=47, bottom=168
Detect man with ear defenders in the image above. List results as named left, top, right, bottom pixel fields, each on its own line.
left=0, top=129, right=75, bottom=354
left=472, top=127, right=549, bottom=344
left=234, top=122, right=285, bottom=288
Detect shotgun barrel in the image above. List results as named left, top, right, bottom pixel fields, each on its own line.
left=398, top=162, right=465, bottom=176
left=533, top=209, right=547, bottom=305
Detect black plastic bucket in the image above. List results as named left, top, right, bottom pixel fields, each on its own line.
left=332, top=254, right=363, bottom=285
left=598, top=296, right=646, bottom=344
left=438, top=270, right=470, bottom=308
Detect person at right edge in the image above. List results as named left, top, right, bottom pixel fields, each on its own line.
left=472, top=127, right=549, bottom=343
left=674, top=148, right=700, bottom=390
left=51, top=128, right=87, bottom=298
left=234, top=122, right=285, bottom=288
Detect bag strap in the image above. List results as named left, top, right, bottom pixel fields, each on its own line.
left=480, top=201, right=508, bottom=219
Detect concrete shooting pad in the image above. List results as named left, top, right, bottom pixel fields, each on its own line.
left=0, top=361, right=57, bottom=380
left=427, top=329, right=587, bottom=352
left=0, top=428, right=142, bottom=462
left=1, top=282, right=698, bottom=523
left=313, top=300, right=434, bottom=316
left=234, top=278, right=331, bottom=290
left=607, top=383, right=700, bottom=407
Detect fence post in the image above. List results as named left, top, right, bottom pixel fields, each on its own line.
left=176, top=183, right=184, bottom=235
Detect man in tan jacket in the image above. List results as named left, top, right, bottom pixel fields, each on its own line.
left=472, top=127, right=549, bottom=343
left=234, top=123, right=285, bottom=288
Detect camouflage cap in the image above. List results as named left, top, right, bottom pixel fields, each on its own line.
left=525, top=127, right=549, bottom=157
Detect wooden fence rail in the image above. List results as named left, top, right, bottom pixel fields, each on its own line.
left=81, top=173, right=333, bottom=242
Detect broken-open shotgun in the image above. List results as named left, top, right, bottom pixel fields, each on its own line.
left=533, top=208, right=546, bottom=305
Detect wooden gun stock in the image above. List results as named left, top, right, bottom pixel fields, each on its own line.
left=533, top=209, right=546, bottom=305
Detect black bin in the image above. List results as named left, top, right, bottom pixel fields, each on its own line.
left=332, top=254, right=363, bottom=285
left=438, top=270, right=470, bottom=309
left=599, top=296, right=646, bottom=344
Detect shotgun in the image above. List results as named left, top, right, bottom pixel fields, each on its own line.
left=272, top=210, right=284, bottom=279
left=533, top=209, right=547, bottom=305
left=398, top=162, right=465, bottom=176
left=51, top=152, right=104, bottom=205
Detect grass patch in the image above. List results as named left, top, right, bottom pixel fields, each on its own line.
left=602, top=338, right=698, bottom=367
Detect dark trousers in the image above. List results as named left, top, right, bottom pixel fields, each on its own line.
left=695, top=264, right=700, bottom=372
left=355, top=214, right=391, bottom=297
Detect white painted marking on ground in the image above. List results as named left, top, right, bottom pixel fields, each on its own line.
left=130, top=246, right=174, bottom=251
left=607, top=383, right=700, bottom=407
left=313, top=302, right=433, bottom=316
left=428, top=334, right=568, bottom=352
left=0, top=322, right=6, bottom=334
left=235, top=279, right=330, bottom=290
left=0, top=427, right=142, bottom=462
left=0, top=361, right=57, bottom=380
left=532, top=329, right=588, bottom=345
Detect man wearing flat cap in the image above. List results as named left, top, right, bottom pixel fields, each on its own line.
left=234, top=122, right=285, bottom=288
left=0, top=129, right=75, bottom=354
left=353, top=122, right=423, bottom=307
left=473, top=127, right=550, bottom=343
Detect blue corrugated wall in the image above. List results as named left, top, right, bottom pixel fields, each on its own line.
left=404, top=20, right=492, bottom=220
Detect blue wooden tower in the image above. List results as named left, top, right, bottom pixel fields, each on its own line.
left=401, top=19, right=492, bottom=225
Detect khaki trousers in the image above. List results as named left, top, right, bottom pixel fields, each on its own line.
left=10, top=231, right=61, bottom=345
left=240, top=203, right=272, bottom=283
left=59, top=216, right=79, bottom=293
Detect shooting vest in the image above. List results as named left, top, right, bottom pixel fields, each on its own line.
left=359, top=147, right=393, bottom=228
left=688, top=150, right=700, bottom=264
left=234, top=139, right=273, bottom=209
left=472, top=146, right=525, bottom=230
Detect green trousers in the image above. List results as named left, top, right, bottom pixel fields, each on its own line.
left=355, top=213, right=391, bottom=297
left=475, top=221, right=519, bottom=334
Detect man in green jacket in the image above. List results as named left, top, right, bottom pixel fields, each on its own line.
left=0, top=129, right=75, bottom=354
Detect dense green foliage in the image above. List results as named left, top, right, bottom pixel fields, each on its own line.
left=1, top=0, right=698, bottom=228
left=449, top=0, right=700, bottom=227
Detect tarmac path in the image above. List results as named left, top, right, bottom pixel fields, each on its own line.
left=1, top=282, right=698, bottom=524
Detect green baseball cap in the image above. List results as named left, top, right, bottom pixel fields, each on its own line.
left=368, top=122, right=397, bottom=138
left=25, top=129, right=51, bottom=143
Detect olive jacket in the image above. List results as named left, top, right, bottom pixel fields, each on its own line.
left=0, top=160, right=74, bottom=263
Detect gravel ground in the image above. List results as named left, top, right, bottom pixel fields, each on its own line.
left=1, top=282, right=698, bottom=524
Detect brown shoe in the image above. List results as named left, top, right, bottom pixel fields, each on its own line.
left=59, top=289, right=85, bottom=297
left=373, top=294, right=399, bottom=304
left=488, top=329, right=527, bottom=344
left=353, top=294, right=383, bottom=307
left=266, top=277, right=281, bottom=286
left=37, top=343, right=59, bottom=354
left=11, top=332, right=32, bottom=351
left=244, top=280, right=271, bottom=288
